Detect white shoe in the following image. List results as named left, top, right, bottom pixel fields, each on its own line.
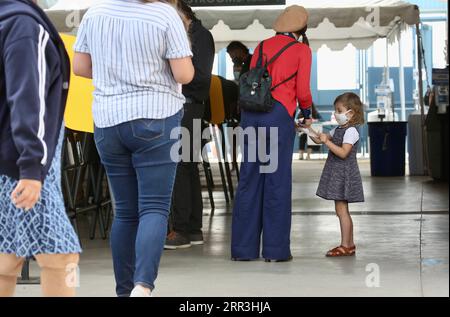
left=130, top=285, right=152, bottom=297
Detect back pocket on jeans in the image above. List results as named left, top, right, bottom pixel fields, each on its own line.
left=131, top=119, right=165, bottom=142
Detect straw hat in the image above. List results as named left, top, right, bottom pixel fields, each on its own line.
left=273, top=5, right=309, bottom=33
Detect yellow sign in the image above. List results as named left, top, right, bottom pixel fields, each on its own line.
left=61, top=34, right=94, bottom=133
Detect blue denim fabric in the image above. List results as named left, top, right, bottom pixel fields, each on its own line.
left=94, top=110, right=183, bottom=296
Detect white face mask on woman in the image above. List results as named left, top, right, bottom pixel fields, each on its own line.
left=334, top=110, right=352, bottom=126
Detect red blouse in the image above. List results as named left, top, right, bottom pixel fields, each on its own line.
left=250, top=34, right=313, bottom=116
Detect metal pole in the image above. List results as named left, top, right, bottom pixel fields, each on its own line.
left=385, top=38, right=390, bottom=84
left=416, top=23, right=429, bottom=175
left=398, top=29, right=407, bottom=121
left=364, top=49, right=370, bottom=157
left=17, top=259, right=40, bottom=285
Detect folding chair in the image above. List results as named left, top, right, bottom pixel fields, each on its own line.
left=62, top=129, right=112, bottom=242
left=17, top=259, right=40, bottom=285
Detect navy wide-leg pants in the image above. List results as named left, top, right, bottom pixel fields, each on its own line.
left=231, top=102, right=296, bottom=260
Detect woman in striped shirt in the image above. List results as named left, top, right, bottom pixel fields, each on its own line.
left=73, top=0, right=194, bottom=297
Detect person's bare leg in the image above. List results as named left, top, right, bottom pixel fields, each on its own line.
left=335, top=201, right=354, bottom=248
left=0, top=253, right=25, bottom=297
left=298, top=150, right=304, bottom=160
left=306, top=148, right=312, bottom=160
left=35, top=253, right=79, bottom=297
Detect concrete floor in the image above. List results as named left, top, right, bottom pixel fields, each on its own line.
left=15, top=160, right=449, bottom=297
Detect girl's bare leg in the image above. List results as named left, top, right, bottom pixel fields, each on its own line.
left=335, top=201, right=354, bottom=248
left=35, top=253, right=80, bottom=297
left=0, top=253, right=25, bottom=297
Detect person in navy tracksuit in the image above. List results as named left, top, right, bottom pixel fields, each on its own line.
left=0, top=0, right=81, bottom=297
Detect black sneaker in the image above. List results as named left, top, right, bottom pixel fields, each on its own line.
left=231, top=258, right=256, bottom=261
left=264, top=255, right=293, bottom=263
left=189, top=232, right=204, bottom=245
left=164, top=231, right=191, bottom=250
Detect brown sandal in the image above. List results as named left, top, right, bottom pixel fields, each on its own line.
left=326, top=245, right=356, bottom=257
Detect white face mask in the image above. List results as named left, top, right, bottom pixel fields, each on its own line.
left=334, top=110, right=351, bottom=126
left=233, top=71, right=241, bottom=81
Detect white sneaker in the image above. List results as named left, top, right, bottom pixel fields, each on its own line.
left=130, top=285, right=152, bottom=297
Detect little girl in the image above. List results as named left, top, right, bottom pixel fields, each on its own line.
left=310, top=92, right=365, bottom=257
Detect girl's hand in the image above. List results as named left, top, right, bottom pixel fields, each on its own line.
left=11, top=179, right=42, bottom=211
left=319, top=133, right=329, bottom=144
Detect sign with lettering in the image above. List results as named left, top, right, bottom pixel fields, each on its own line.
left=185, top=0, right=286, bottom=7
left=432, top=68, right=449, bottom=86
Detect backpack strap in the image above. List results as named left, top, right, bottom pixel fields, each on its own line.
left=266, top=40, right=300, bottom=91
left=256, top=41, right=265, bottom=68
left=270, top=71, right=297, bottom=91
left=254, top=40, right=300, bottom=91
left=266, top=40, right=299, bottom=66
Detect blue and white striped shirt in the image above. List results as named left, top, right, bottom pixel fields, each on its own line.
left=73, top=0, right=192, bottom=128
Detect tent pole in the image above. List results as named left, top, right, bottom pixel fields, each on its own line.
left=415, top=23, right=429, bottom=175
left=385, top=39, right=390, bottom=84
left=398, top=29, right=406, bottom=121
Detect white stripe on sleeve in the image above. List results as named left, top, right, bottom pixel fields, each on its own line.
left=37, top=24, right=49, bottom=166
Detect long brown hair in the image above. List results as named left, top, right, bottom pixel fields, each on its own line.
left=334, top=92, right=365, bottom=126
left=294, top=26, right=309, bottom=47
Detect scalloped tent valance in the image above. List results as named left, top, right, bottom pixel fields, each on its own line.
left=45, top=0, right=420, bottom=51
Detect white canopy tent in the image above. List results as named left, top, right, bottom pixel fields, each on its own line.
left=196, top=0, right=420, bottom=51
left=44, top=0, right=423, bottom=115
left=45, top=0, right=420, bottom=51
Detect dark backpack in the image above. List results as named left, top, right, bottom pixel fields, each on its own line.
left=238, top=40, right=299, bottom=113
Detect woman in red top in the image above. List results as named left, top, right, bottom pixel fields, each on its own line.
left=231, top=6, right=313, bottom=262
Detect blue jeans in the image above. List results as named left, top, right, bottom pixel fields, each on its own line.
left=94, top=110, right=183, bottom=296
